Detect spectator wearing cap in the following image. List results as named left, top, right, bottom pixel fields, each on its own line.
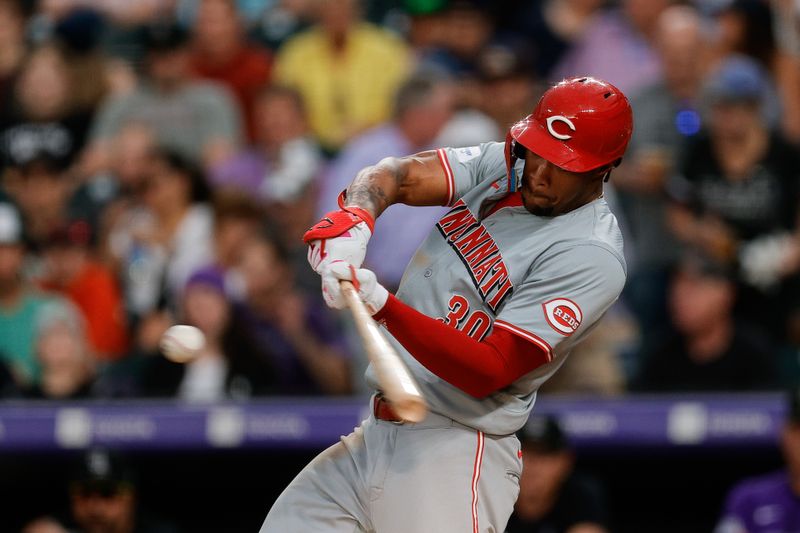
left=190, top=0, right=272, bottom=141
left=415, top=0, right=495, bottom=82
left=474, top=41, right=539, bottom=136
left=708, top=0, right=800, bottom=144
left=22, top=448, right=178, bottom=533
left=714, top=388, right=800, bottom=533
left=138, top=266, right=278, bottom=401
left=0, top=202, right=65, bottom=388
left=273, top=0, right=411, bottom=153
left=507, top=415, right=609, bottom=533
left=3, top=126, right=116, bottom=251
left=667, top=54, right=800, bottom=340
left=85, top=20, right=242, bottom=170
left=633, top=252, right=778, bottom=392
left=38, top=219, right=128, bottom=360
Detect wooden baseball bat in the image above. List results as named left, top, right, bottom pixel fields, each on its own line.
left=339, top=280, right=428, bottom=423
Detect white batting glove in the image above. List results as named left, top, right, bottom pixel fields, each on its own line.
left=321, top=261, right=389, bottom=315
left=307, top=221, right=371, bottom=273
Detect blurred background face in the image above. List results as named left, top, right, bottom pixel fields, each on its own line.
left=37, top=322, right=92, bottom=398
left=715, top=10, right=746, bottom=54
left=782, top=422, right=800, bottom=472
left=655, top=7, right=706, bottom=90
left=10, top=164, right=69, bottom=217
left=516, top=450, right=572, bottom=518
left=239, top=239, right=287, bottom=301
left=669, top=271, right=733, bottom=334
left=440, top=6, right=491, bottom=58
left=143, top=158, right=191, bottom=214
left=481, top=75, right=536, bottom=126
left=256, top=92, right=307, bottom=148
left=624, top=0, right=672, bottom=34
left=0, top=0, right=23, bottom=49
left=71, top=486, right=135, bottom=533
left=183, top=284, right=230, bottom=340
left=194, top=0, right=241, bottom=55
left=709, top=102, right=762, bottom=143
left=111, top=125, right=156, bottom=193
left=214, top=216, right=260, bottom=268
left=43, top=245, right=84, bottom=286
left=317, top=0, right=358, bottom=36
left=0, top=243, right=23, bottom=289
left=147, top=48, right=190, bottom=87
left=403, top=84, right=455, bottom=146
left=16, top=47, right=71, bottom=120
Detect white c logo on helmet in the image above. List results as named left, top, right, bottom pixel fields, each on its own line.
left=546, top=115, right=576, bottom=140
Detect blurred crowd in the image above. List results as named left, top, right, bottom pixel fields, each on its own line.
left=0, top=0, right=798, bottom=404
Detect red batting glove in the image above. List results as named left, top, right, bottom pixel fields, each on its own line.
left=304, top=204, right=375, bottom=273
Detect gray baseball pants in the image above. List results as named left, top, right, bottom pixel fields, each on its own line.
left=260, top=401, right=522, bottom=532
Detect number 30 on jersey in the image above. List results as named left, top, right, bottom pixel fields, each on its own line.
left=438, top=294, right=492, bottom=340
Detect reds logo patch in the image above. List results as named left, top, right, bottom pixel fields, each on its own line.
left=543, top=298, right=582, bottom=336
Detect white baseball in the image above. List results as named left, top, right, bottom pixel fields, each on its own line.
left=160, top=325, right=205, bottom=363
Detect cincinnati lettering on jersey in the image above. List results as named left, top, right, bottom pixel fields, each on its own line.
left=436, top=199, right=513, bottom=313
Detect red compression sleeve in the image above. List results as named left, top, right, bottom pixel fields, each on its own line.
left=373, top=295, right=552, bottom=398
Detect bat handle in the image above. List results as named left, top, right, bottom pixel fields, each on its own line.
left=339, top=280, right=428, bottom=423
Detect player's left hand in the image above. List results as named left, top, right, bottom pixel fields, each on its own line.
left=321, top=261, right=389, bottom=315
left=304, top=208, right=374, bottom=273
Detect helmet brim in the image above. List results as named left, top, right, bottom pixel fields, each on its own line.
left=510, top=117, right=611, bottom=173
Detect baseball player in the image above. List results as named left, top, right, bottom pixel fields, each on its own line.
left=260, top=77, right=632, bottom=532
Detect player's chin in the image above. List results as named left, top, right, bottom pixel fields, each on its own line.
left=524, top=196, right=556, bottom=217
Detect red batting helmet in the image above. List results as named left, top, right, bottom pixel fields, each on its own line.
left=505, top=77, right=633, bottom=190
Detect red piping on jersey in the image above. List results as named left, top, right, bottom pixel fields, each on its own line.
left=471, top=431, right=485, bottom=533
left=436, top=148, right=456, bottom=207
left=372, top=295, right=551, bottom=398
left=493, top=320, right=553, bottom=361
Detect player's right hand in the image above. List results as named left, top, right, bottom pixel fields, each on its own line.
left=321, top=261, right=389, bottom=315
left=304, top=208, right=374, bottom=273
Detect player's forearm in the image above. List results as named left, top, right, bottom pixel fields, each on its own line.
left=345, top=157, right=406, bottom=218
left=373, top=295, right=549, bottom=398
left=345, top=152, right=449, bottom=217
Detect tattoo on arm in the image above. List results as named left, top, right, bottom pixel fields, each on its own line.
left=346, top=159, right=407, bottom=217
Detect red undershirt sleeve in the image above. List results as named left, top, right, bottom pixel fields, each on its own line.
left=372, top=294, right=551, bottom=398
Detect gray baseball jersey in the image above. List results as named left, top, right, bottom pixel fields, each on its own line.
left=365, top=141, right=627, bottom=435
left=261, top=141, right=625, bottom=533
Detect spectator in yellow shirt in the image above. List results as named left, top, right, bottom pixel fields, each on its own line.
left=274, top=0, right=412, bottom=154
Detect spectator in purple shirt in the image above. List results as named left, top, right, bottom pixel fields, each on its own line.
left=236, top=225, right=352, bottom=395
left=715, top=388, right=800, bottom=533
left=550, top=0, right=668, bottom=97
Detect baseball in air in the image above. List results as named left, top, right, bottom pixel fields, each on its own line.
left=160, top=325, right=205, bottom=363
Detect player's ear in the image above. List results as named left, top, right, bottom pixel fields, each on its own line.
left=603, top=158, right=622, bottom=182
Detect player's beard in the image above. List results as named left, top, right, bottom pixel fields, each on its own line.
left=526, top=205, right=554, bottom=217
